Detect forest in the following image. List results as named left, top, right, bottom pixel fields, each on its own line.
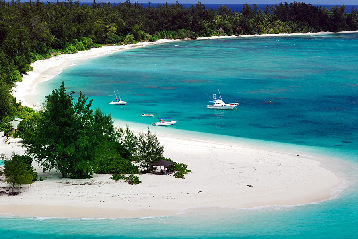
left=1, top=1, right=357, bottom=128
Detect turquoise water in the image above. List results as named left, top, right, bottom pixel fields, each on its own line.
left=41, top=33, right=358, bottom=152
left=3, top=33, right=358, bottom=237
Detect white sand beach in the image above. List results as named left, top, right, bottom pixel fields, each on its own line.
left=0, top=130, right=344, bottom=219
left=1, top=35, right=350, bottom=219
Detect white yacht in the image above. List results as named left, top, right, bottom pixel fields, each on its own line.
left=152, top=118, right=177, bottom=126
left=207, top=93, right=238, bottom=110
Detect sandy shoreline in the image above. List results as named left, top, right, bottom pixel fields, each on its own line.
left=12, top=39, right=182, bottom=110
left=0, top=134, right=344, bottom=219
left=2, top=33, right=353, bottom=218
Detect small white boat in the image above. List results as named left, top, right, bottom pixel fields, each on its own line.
left=142, top=114, right=154, bottom=117
left=207, top=92, right=238, bottom=110
left=152, top=118, right=177, bottom=126
left=109, top=99, right=127, bottom=105
left=109, top=94, right=127, bottom=105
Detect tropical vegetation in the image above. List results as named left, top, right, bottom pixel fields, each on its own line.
left=1, top=154, right=37, bottom=194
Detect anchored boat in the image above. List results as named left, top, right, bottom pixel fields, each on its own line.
left=152, top=118, right=177, bottom=126
left=109, top=98, right=127, bottom=105
left=207, top=92, right=238, bottom=110
left=142, top=113, right=154, bottom=117
left=109, top=91, right=127, bottom=105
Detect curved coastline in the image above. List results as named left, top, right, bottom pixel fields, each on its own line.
left=0, top=133, right=347, bottom=219
left=2, top=33, right=354, bottom=219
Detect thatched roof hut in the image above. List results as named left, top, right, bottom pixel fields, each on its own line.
left=150, top=159, right=175, bottom=174
left=151, top=159, right=175, bottom=167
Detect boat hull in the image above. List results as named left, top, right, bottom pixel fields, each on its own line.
left=109, top=101, right=127, bottom=105
left=152, top=121, right=177, bottom=126
left=207, top=105, right=236, bottom=110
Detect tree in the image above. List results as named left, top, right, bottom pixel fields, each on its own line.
left=119, top=125, right=138, bottom=157
left=135, top=128, right=165, bottom=170
left=19, top=82, right=118, bottom=178
left=93, top=140, right=138, bottom=175
left=3, top=155, right=34, bottom=194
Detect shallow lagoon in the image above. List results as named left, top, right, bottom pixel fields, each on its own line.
left=3, top=33, right=358, bottom=238
left=40, top=33, right=358, bottom=152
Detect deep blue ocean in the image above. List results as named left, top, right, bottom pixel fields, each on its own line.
left=2, top=33, right=358, bottom=237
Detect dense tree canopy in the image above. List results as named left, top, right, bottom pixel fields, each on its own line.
left=0, top=0, right=357, bottom=128
left=18, top=82, right=120, bottom=178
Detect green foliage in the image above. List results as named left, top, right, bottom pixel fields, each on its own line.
left=30, top=52, right=50, bottom=62
left=0, top=116, right=12, bottom=135
left=173, top=163, right=191, bottom=179
left=96, top=157, right=138, bottom=175
left=126, top=174, right=142, bottom=184
left=15, top=112, right=41, bottom=141
left=93, top=141, right=138, bottom=175
left=111, top=174, right=142, bottom=185
left=0, top=80, right=16, bottom=123
left=62, top=44, right=78, bottom=54
left=118, top=126, right=167, bottom=171
left=135, top=128, right=165, bottom=170
left=173, top=171, right=185, bottom=179
left=3, top=154, right=35, bottom=194
left=11, top=154, right=38, bottom=182
left=110, top=173, right=126, bottom=181
left=122, top=34, right=135, bottom=45
left=118, top=126, right=138, bottom=157
left=61, top=38, right=95, bottom=54
left=19, top=82, right=118, bottom=179
left=15, top=105, right=35, bottom=119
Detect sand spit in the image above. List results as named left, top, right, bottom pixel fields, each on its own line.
left=0, top=129, right=343, bottom=219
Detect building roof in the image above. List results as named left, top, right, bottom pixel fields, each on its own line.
left=9, top=117, right=22, bottom=130
left=151, top=159, right=175, bottom=167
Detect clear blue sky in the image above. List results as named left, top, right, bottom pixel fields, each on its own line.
left=128, top=0, right=357, bottom=5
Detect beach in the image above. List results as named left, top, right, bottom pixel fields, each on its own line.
left=12, top=39, right=180, bottom=110
left=1, top=35, right=349, bottom=219
left=0, top=130, right=344, bottom=219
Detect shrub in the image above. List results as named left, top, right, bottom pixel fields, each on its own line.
left=4, top=154, right=35, bottom=194
left=93, top=141, right=138, bottom=175
left=62, top=44, right=78, bottom=54
left=111, top=174, right=141, bottom=184
left=173, top=163, right=191, bottom=179
left=11, top=154, right=38, bottom=182
left=110, top=173, right=126, bottom=181
left=95, top=157, right=138, bottom=175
